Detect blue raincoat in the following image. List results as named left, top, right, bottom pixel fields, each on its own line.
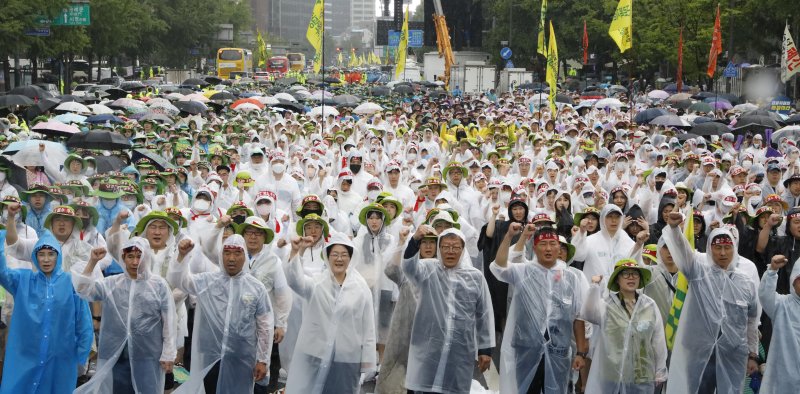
left=25, top=202, right=52, bottom=235
left=96, top=199, right=133, bottom=236
left=0, top=230, right=94, bottom=394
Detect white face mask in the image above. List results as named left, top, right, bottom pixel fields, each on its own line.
left=143, top=190, right=155, bottom=201
left=208, top=182, right=221, bottom=193
left=251, top=161, right=265, bottom=170
left=272, top=163, right=286, bottom=174
left=101, top=198, right=117, bottom=210
left=585, top=197, right=595, bottom=206
left=615, top=162, right=626, bottom=172
left=256, top=204, right=271, bottom=216
left=122, top=200, right=137, bottom=209
left=193, top=199, right=211, bottom=212
left=407, top=153, right=417, bottom=161
left=753, top=141, right=761, bottom=148
left=367, top=190, right=379, bottom=201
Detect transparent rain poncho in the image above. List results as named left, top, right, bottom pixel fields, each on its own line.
left=572, top=204, right=636, bottom=286
left=662, top=226, right=759, bottom=394
left=582, top=285, right=668, bottom=393
left=641, top=238, right=678, bottom=324
left=758, top=257, right=800, bottom=393
left=403, top=228, right=495, bottom=394
left=489, top=246, right=589, bottom=394
left=169, top=234, right=274, bottom=394
left=0, top=230, right=93, bottom=394
left=284, top=234, right=377, bottom=394
left=73, top=236, right=177, bottom=394
left=351, top=216, right=395, bottom=344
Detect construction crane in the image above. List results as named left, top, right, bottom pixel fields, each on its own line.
left=432, top=0, right=455, bottom=90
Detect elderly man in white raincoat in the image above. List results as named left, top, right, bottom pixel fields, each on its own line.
left=662, top=211, right=759, bottom=394
left=168, top=235, right=273, bottom=394
left=403, top=227, right=495, bottom=394
left=491, top=223, right=589, bottom=394
left=758, top=254, right=800, bottom=393
left=73, top=237, right=177, bottom=394
left=284, top=232, right=376, bottom=393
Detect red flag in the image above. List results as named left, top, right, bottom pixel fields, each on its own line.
left=706, top=5, right=722, bottom=78
left=677, top=27, right=684, bottom=92
left=582, top=20, right=589, bottom=65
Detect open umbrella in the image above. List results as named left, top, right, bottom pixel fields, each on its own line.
left=269, top=99, right=304, bottom=113
left=735, top=114, right=781, bottom=130
left=690, top=121, right=729, bottom=136
left=232, top=103, right=262, bottom=112
left=174, top=101, right=207, bottom=115
left=671, top=99, right=693, bottom=110
left=675, top=132, right=702, bottom=141
left=180, top=93, right=209, bottom=103
left=85, top=114, right=124, bottom=124
left=132, top=149, right=174, bottom=171
left=688, top=102, right=713, bottom=113
left=53, top=113, right=87, bottom=124
left=110, top=98, right=146, bottom=111
left=594, top=98, right=624, bottom=109
left=733, top=103, right=758, bottom=112
left=104, top=88, right=129, bottom=100
left=55, top=101, right=91, bottom=114
left=274, top=92, right=297, bottom=102
left=231, top=98, right=265, bottom=109
left=650, top=114, right=692, bottom=128
left=772, top=125, right=800, bottom=142
left=634, top=108, right=669, bottom=124
left=555, top=93, right=572, bottom=104
left=333, top=94, right=360, bottom=107
left=67, top=130, right=131, bottom=150
left=647, top=90, right=670, bottom=100
left=4, top=140, right=67, bottom=167
left=0, top=94, right=34, bottom=107
left=257, top=96, right=280, bottom=105
left=182, top=78, right=210, bottom=87
left=91, top=155, right=126, bottom=174
left=353, top=102, right=382, bottom=115
left=369, top=86, right=391, bottom=96
left=394, top=85, right=414, bottom=95
left=741, top=109, right=784, bottom=122
left=210, top=91, right=236, bottom=101
left=309, top=106, right=339, bottom=117
left=87, top=104, right=114, bottom=115
left=784, top=114, right=800, bottom=125
left=32, top=121, right=81, bottom=137
left=204, top=76, right=223, bottom=85
left=8, top=85, right=52, bottom=99
left=667, top=93, right=692, bottom=103
left=139, top=112, right=174, bottom=125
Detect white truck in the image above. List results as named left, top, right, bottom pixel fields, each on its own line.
left=423, top=51, right=492, bottom=83
left=450, top=62, right=496, bottom=94
left=497, top=68, right=535, bottom=93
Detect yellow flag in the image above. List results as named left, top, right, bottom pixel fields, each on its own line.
left=395, top=8, right=409, bottom=80
left=306, top=0, right=324, bottom=72
left=256, top=30, right=267, bottom=68
left=338, top=51, right=343, bottom=65
left=537, top=0, right=548, bottom=56
left=545, top=21, right=558, bottom=115
left=609, top=0, right=632, bottom=53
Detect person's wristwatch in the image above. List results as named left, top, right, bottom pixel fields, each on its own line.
left=575, top=351, right=588, bottom=358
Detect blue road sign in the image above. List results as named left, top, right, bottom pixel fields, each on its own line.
left=25, top=27, right=50, bottom=37
left=723, top=62, right=738, bottom=78
left=500, top=47, right=513, bottom=60
left=388, top=30, right=424, bottom=47
left=506, top=60, right=515, bottom=69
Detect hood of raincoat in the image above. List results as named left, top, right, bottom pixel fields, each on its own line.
left=121, top=236, right=153, bottom=280
left=437, top=228, right=470, bottom=269
left=324, top=232, right=355, bottom=264
left=655, top=196, right=677, bottom=225
left=705, top=227, right=740, bottom=270
left=507, top=198, right=529, bottom=224
left=790, top=256, right=800, bottom=298
left=599, top=204, right=624, bottom=239
left=32, top=230, right=63, bottom=276
left=221, top=234, right=249, bottom=276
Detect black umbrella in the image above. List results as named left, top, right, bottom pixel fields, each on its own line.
left=66, top=130, right=131, bottom=150
left=57, top=94, right=84, bottom=103
left=132, top=148, right=175, bottom=171
left=104, top=88, right=129, bottom=100
left=672, top=99, right=693, bottom=109
left=692, top=116, right=715, bottom=124
left=394, top=85, right=413, bottom=95
left=174, top=101, right=207, bottom=115
left=323, top=77, right=340, bottom=84
left=676, top=132, right=702, bottom=141
left=183, top=78, right=210, bottom=87
left=269, top=99, right=304, bottom=113
left=735, top=114, right=781, bottom=130
left=203, top=76, right=223, bottom=85
left=8, top=85, right=52, bottom=99
left=785, top=114, right=800, bottom=125
left=634, top=108, right=669, bottom=124
left=0, top=94, right=35, bottom=108
left=334, top=95, right=360, bottom=107
left=209, top=91, right=236, bottom=101
left=690, top=121, right=729, bottom=136
left=555, top=93, right=572, bottom=104
left=691, top=92, right=716, bottom=100
left=275, top=77, right=299, bottom=86
left=741, top=109, right=783, bottom=122
left=139, top=112, right=174, bottom=125
left=120, top=81, right=145, bottom=92
left=369, top=87, right=391, bottom=96
left=0, top=157, right=28, bottom=190
left=91, top=155, right=126, bottom=174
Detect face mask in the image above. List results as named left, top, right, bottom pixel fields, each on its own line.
left=232, top=215, right=246, bottom=225
left=407, top=153, right=417, bottom=161
left=585, top=197, right=595, bottom=206
left=193, top=199, right=211, bottom=212
left=349, top=163, right=361, bottom=174
left=655, top=181, right=665, bottom=191
left=753, top=142, right=761, bottom=148
left=615, top=162, right=626, bottom=172
left=208, top=182, right=221, bottom=193
left=85, top=168, right=96, bottom=176
left=101, top=198, right=117, bottom=209
left=143, top=191, right=155, bottom=201
left=272, top=163, right=286, bottom=174
left=367, top=190, right=379, bottom=201
left=742, top=160, right=753, bottom=170
left=257, top=205, right=271, bottom=216
left=750, top=195, right=762, bottom=206
left=251, top=161, right=266, bottom=170
left=122, top=200, right=137, bottom=209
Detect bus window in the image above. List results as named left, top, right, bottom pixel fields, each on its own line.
left=219, top=49, right=243, bottom=61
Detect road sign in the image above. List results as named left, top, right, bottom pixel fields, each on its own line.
left=500, top=47, right=513, bottom=60
left=25, top=27, right=50, bottom=37
left=723, top=62, right=738, bottom=78
left=37, top=3, right=91, bottom=26
left=388, top=30, right=424, bottom=48
left=505, top=60, right=514, bottom=69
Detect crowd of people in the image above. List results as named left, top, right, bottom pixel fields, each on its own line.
left=0, top=78, right=799, bottom=394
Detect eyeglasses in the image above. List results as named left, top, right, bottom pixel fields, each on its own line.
left=440, top=245, right=463, bottom=252
left=243, top=229, right=265, bottom=237
left=620, top=270, right=641, bottom=279
left=328, top=253, right=349, bottom=260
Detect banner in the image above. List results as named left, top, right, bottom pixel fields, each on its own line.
left=677, top=28, right=683, bottom=92
left=546, top=21, right=558, bottom=116
left=537, top=0, right=548, bottom=56
left=256, top=30, right=267, bottom=68
left=782, top=23, right=800, bottom=82
left=395, top=8, right=409, bottom=80
left=306, top=0, right=324, bottom=73
left=665, top=211, right=692, bottom=350
left=706, top=4, right=722, bottom=78
left=609, top=0, right=632, bottom=53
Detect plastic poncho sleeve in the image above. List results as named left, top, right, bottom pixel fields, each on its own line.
left=271, top=281, right=292, bottom=329
left=6, top=235, right=37, bottom=264
left=75, top=295, right=95, bottom=365
left=0, top=232, right=21, bottom=296
left=662, top=224, right=699, bottom=280
left=166, top=257, right=198, bottom=296
left=286, top=254, right=313, bottom=300
left=488, top=248, right=526, bottom=284
left=256, top=292, right=274, bottom=364
left=401, top=253, right=434, bottom=287
left=40, top=151, right=66, bottom=184
left=580, top=283, right=606, bottom=326
left=759, top=268, right=781, bottom=319
left=571, top=230, right=588, bottom=263
left=72, top=272, right=107, bottom=302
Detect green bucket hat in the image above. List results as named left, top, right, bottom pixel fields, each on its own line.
left=442, top=161, right=468, bottom=180
left=573, top=207, right=601, bottom=226
left=359, top=203, right=390, bottom=226
left=93, top=182, right=124, bottom=199
left=375, top=193, right=403, bottom=221
left=1, top=195, right=27, bottom=220
left=64, top=153, right=86, bottom=170
left=227, top=201, right=254, bottom=218
left=607, top=259, right=652, bottom=292
left=44, top=205, right=83, bottom=231
left=21, top=183, right=53, bottom=203
left=236, top=216, right=275, bottom=244
left=296, top=213, right=330, bottom=238
left=133, top=211, right=179, bottom=236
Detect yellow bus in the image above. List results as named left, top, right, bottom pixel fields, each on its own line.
left=287, top=53, right=306, bottom=71
left=216, top=48, right=253, bottom=79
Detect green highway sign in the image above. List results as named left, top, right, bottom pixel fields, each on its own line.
left=37, top=4, right=91, bottom=26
